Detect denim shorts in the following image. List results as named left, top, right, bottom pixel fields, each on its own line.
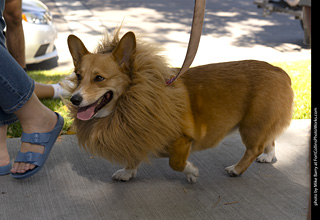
left=0, top=36, right=34, bottom=126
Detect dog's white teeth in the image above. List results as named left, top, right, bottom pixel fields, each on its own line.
left=98, top=96, right=104, bottom=104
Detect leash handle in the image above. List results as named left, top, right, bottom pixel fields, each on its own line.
left=166, top=0, right=206, bottom=85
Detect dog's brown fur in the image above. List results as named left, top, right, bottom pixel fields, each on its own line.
left=63, top=30, right=294, bottom=182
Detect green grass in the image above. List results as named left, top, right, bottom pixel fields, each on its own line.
left=7, top=70, right=74, bottom=138
left=7, top=60, right=311, bottom=137
left=271, top=60, right=311, bottom=119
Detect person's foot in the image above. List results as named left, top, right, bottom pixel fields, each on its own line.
left=11, top=143, right=44, bottom=173
left=10, top=111, right=57, bottom=174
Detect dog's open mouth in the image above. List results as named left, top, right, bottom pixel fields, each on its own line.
left=77, top=91, right=113, bottom=121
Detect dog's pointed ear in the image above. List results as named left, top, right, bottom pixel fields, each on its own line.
left=112, top=32, right=136, bottom=67
left=67, top=34, right=90, bottom=67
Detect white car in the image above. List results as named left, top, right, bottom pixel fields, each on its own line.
left=22, top=0, right=58, bottom=64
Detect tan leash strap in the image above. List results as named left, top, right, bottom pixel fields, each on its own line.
left=166, top=0, right=206, bottom=85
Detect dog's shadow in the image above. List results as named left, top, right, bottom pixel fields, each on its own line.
left=61, top=132, right=309, bottom=218
left=61, top=131, right=304, bottom=186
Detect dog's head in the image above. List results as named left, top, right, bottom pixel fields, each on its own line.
left=67, top=32, right=136, bottom=120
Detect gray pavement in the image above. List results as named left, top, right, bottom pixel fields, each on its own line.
left=37, top=0, right=310, bottom=72
left=0, top=119, right=310, bottom=219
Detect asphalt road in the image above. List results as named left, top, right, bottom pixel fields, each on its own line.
left=40, top=0, right=310, bottom=71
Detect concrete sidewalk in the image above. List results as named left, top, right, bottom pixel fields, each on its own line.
left=0, top=119, right=310, bottom=220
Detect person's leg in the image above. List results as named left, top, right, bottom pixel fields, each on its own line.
left=34, top=83, right=55, bottom=99
left=0, top=125, right=9, bottom=167
left=11, top=93, right=57, bottom=173
left=303, top=6, right=311, bottom=44
left=34, top=82, right=71, bottom=99
left=4, top=0, right=68, bottom=100
left=3, top=0, right=25, bottom=68
left=0, top=107, right=19, bottom=170
left=0, top=44, right=58, bottom=174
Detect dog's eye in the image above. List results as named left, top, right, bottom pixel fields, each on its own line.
left=94, top=75, right=105, bottom=82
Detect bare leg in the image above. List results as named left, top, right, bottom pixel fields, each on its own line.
left=35, top=83, right=71, bottom=99
left=4, top=1, right=56, bottom=99
left=34, top=83, right=54, bottom=99
left=0, top=125, right=10, bottom=167
left=3, top=0, right=25, bottom=68
left=303, top=6, right=311, bottom=45
left=10, top=93, right=57, bottom=174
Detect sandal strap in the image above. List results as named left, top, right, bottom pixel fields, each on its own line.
left=14, top=151, right=42, bottom=165
left=21, top=132, right=51, bottom=145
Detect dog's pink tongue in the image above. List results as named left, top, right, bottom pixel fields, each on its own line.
left=77, top=104, right=96, bottom=121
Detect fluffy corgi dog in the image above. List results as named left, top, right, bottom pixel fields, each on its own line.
left=63, top=30, right=294, bottom=183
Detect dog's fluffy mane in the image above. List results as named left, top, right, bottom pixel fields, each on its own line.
left=63, top=29, right=187, bottom=168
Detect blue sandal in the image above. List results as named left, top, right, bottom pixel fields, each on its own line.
left=0, top=163, right=11, bottom=176
left=11, top=112, right=64, bottom=180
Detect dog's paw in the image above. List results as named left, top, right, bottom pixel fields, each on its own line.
left=225, top=165, right=240, bottom=177
left=183, top=161, right=199, bottom=183
left=256, top=152, right=276, bottom=163
left=112, top=168, right=137, bottom=182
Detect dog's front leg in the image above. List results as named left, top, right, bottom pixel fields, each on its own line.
left=169, top=136, right=199, bottom=183
left=112, top=162, right=140, bottom=182
left=112, top=168, right=137, bottom=181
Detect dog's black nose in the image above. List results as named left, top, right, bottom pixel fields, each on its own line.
left=70, top=94, right=83, bottom=106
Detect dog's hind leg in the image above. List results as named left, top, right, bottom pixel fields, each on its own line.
left=225, top=125, right=266, bottom=176
left=256, top=140, right=276, bottom=163
left=169, top=136, right=199, bottom=183
left=225, top=145, right=264, bottom=177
